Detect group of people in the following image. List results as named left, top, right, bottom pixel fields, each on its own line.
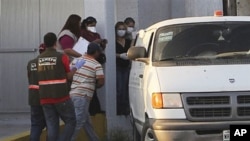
left=27, top=14, right=136, bottom=141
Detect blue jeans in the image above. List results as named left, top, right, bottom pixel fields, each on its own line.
left=30, top=105, right=46, bottom=141
left=116, top=67, right=130, bottom=115
left=71, top=96, right=99, bottom=141
left=42, top=99, right=76, bottom=141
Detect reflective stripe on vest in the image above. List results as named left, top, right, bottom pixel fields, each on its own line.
left=39, top=79, right=67, bottom=85
left=29, top=85, right=39, bottom=89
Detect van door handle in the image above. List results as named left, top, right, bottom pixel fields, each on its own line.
left=139, top=74, right=143, bottom=78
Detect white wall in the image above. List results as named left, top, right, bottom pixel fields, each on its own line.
left=40, top=0, right=84, bottom=42
left=116, top=0, right=139, bottom=28
left=185, top=0, right=223, bottom=17
left=84, top=0, right=131, bottom=134
left=138, top=0, right=171, bottom=29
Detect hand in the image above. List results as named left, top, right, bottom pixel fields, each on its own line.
left=119, top=53, right=128, bottom=60
left=101, top=39, right=108, bottom=44
left=93, top=39, right=103, bottom=44
left=71, top=59, right=85, bottom=70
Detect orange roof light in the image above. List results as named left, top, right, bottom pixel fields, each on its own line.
left=214, top=10, right=223, bottom=17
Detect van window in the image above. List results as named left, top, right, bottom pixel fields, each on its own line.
left=153, top=22, right=250, bottom=64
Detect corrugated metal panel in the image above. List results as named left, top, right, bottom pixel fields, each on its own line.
left=0, top=0, right=40, bottom=49
left=0, top=0, right=39, bottom=112
left=40, top=0, right=84, bottom=40
left=0, top=53, right=36, bottom=112
left=0, top=0, right=84, bottom=112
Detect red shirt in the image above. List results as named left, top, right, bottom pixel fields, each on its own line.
left=59, top=35, right=75, bottom=50
left=81, top=29, right=101, bottom=42
left=40, top=54, right=71, bottom=104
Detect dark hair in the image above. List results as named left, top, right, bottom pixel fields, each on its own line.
left=87, top=43, right=101, bottom=55
left=44, top=32, right=57, bottom=48
left=61, top=14, right=81, bottom=38
left=81, top=19, right=87, bottom=29
left=124, top=17, right=135, bottom=25
left=115, top=21, right=126, bottom=37
left=85, top=16, right=97, bottom=25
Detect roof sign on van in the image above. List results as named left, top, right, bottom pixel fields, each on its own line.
left=214, top=10, right=223, bottom=17
left=158, top=32, right=173, bottom=43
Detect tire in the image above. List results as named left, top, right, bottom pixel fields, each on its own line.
left=142, top=119, right=155, bottom=141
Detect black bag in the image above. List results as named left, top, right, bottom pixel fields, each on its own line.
left=96, top=53, right=106, bottom=64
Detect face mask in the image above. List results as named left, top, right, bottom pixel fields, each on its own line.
left=87, top=26, right=97, bottom=33
left=127, top=27, right=134, bottom=33
left=117, top=30, right=126, bottom=37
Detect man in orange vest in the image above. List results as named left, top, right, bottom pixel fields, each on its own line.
left=37, top=32, right=85, bottom=141
left=27, top=43, right=46, bottom=141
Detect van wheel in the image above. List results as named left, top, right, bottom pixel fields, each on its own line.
left=142, top=119, right=155, bottom=141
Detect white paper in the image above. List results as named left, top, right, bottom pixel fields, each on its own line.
left=73, top=37, right=89, bottom=55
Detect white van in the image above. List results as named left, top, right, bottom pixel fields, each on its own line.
left=128, top=16, right=250, bottom=141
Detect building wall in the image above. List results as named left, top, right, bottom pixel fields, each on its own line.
left=0, top=0, right=84, bottom=112
left=116, top=0, right=139, bottom=28
left=237, top=0, right=250, bottom=16
left=138, top=0, right=171, bottom=29
left=185, top=0, right=223, bottom=17
left=0, top=0, right=39, bottom=112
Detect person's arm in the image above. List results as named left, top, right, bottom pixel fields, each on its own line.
left=64, top=48, right=82, bottom=58
left=95, top=64, right=105, bottom=88
left=62, top=55, right=75, bottom=80
left=96, top=78, right=104, bottom=88
left=59, top=35, right=82, bottom=57
left=67, top=68, right=77, bottom=81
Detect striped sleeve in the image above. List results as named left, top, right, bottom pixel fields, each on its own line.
left=95, top=63, right=104, bottom=78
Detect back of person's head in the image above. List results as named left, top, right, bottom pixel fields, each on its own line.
left=87, top=42, right=101, bottom=55
left=124, top=17, right=135, bottom=25
left=61, top=14, right=81, bottom=38
left=85, top=16, right=97, bottom=26
left=44, top=32, right=57, bottom=48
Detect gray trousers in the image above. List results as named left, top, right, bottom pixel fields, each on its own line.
left=70, top=96, right=99, bottom=141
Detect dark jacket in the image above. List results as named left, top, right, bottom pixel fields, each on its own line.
left=37, top=48, right=69, bottom=99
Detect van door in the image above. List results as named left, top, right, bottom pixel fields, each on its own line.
left=129, top=30, right=155, bottom=125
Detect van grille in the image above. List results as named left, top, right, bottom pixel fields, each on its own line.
left=238, top=107, right=250, bottom=116
left=182, top=92, right=250, bottom=121
left=238, top=96, right=250, bottom=104
left=190, top=108, right=231, bottom=118
left=187, top=96, right=230, bottom=105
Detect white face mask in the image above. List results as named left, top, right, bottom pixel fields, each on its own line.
left=117, top=30, right=126, bottom=37
left=87, top=26, right=97, bottom=33
left=127, top=27, right=134, bottom=33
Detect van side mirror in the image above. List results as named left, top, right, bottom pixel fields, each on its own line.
left=127, top=46, right=146, bottom=60
left=127, top=46, right=149, bottom=64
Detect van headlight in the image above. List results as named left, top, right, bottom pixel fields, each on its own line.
left=152, top=93, right=183, bottom=109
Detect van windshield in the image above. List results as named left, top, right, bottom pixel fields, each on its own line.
left=153, top=22, right=250, bottom=63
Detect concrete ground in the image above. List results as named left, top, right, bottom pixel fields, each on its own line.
left=0, top=113, right=30, bottom=139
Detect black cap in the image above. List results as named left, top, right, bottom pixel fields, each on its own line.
left=85, top=16, right=97, bottom=24
left=87, top=43, right=102, bottom=55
